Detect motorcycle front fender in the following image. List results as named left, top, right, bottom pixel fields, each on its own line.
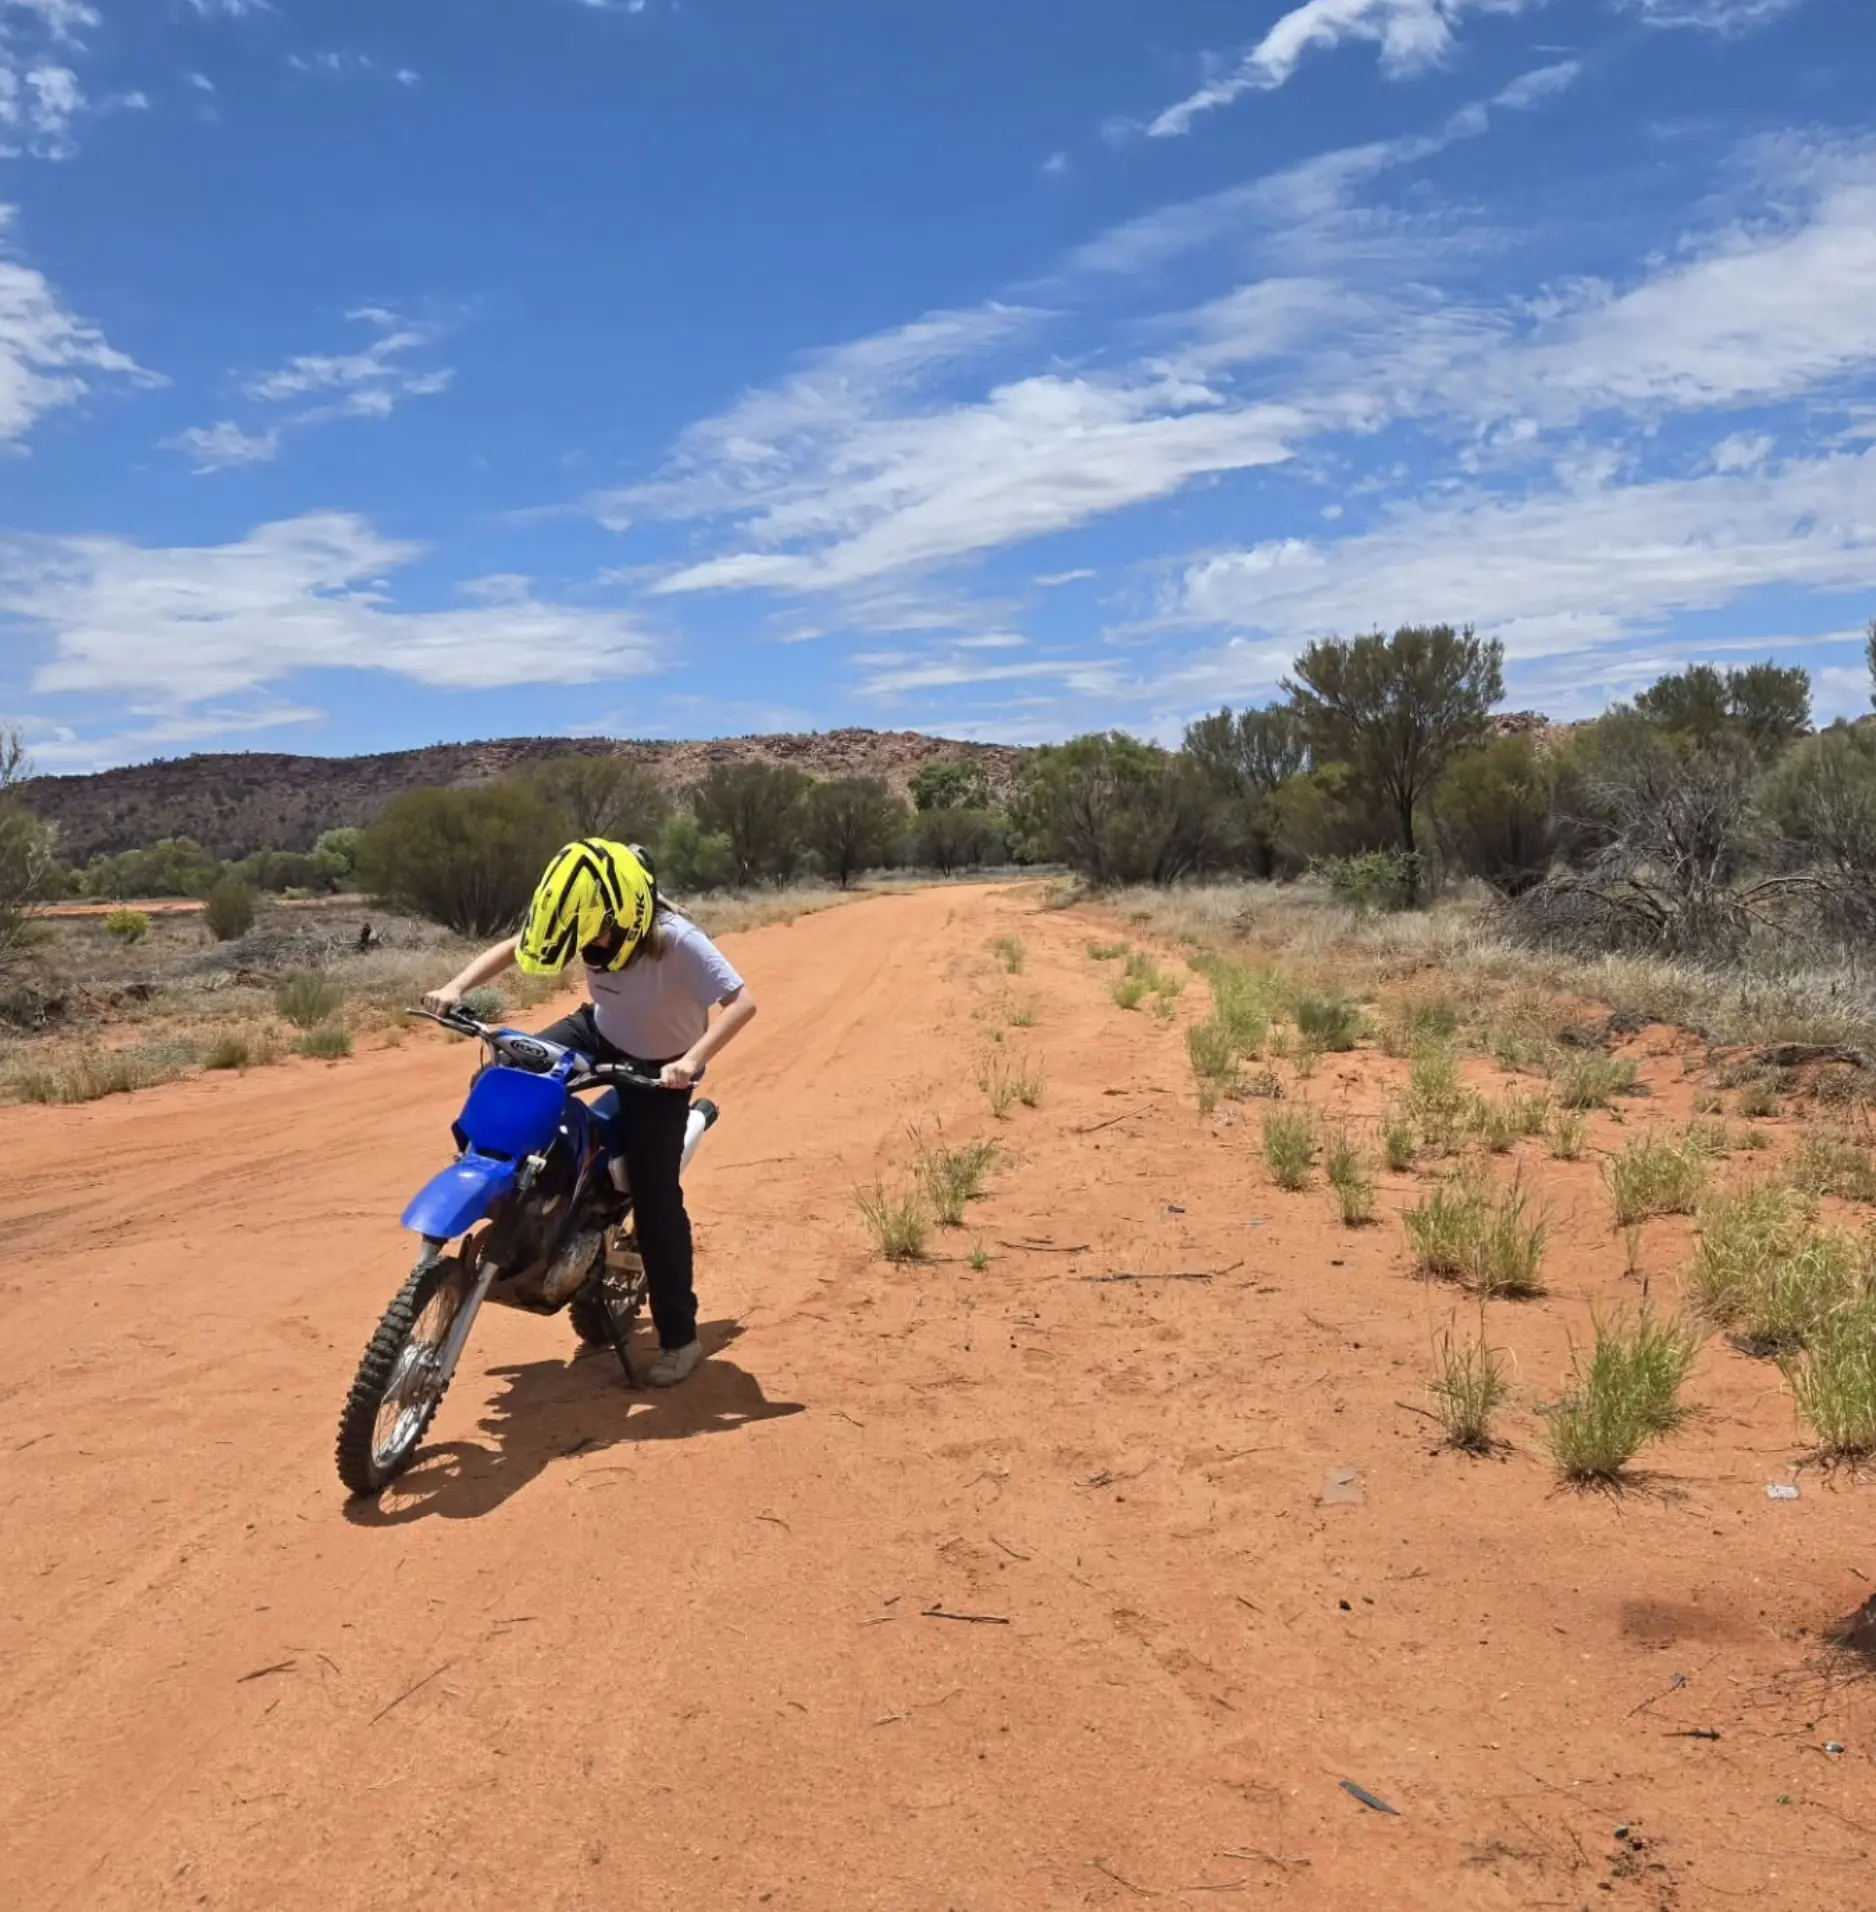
left=401, top=1154, right=518, bottom=1241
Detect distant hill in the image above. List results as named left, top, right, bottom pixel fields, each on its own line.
left=24, top=730, right=1031, bottom=862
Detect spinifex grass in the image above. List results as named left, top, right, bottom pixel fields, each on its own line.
left=1782, top=1301, right=1876, bottom=1459
left=1325, top=1131, right=1376, bottom=1226
left=1603, top=1133, right=1709, bottom=1227
left=1553, top=1056, right=1638, bottom=1111
left=1429, top=1319, right=1509, bottom=1452
left=910, top=1125, right=998, bottom=1227
left=1403, top=1174, right=1547, bottom=1298
left=1545, top=1310, right=1700, bottom=1483
left=855, top=1180, right=930, bottom=1262
left=1261, top=1108, right=1318, bottom=1191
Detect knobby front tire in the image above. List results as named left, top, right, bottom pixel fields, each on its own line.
left=335, top=1250, right=471, bottom=1496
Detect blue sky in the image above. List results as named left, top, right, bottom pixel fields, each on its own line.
left=0, top=0, right=1871, bottom=770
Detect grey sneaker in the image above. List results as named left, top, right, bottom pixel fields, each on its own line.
left=648, top=1340, right=702, bottom=1387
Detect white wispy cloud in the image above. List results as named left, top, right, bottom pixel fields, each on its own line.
left=183, top=0, right=274, bottom=16
left=0, top=0, right=99, bottom=159
left=0, top=209, right=150, bottom=445
left=1147, top=0, right=1545, bottom=139
left=4, top=513, right=662, bottom=706
left=168, top=308, right=453, bottom=469
left=1616, top=0, right=1804, bottom=30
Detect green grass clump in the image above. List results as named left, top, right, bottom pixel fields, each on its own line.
left=968, top=1239, right=991, bottom=1273
left=295, top=1024, right=354, bottom=1060
left=1112, top=975, right=1149, bottom=1011
left=1004, top=997, right=1038, bottom=1029
left=1379, top=992, right=1461, bottom=1059
left=1687, top=1184, right=1817, bottom=1327
left=1086, top=941, right=1128, bottom=961
left=1735, top=1076, right=1783, bottom=1120
left=276, top=970, right=345, bottom=1030
left=978, top=1052, right=1017, bottom=1119
left=1782, top=1303, right=1876, bottom=1459
left=1403, top=1174, right=1547, bottom=1298
left=1187, top=1018, right=1241, bottom=1112
left=1603, top=1134, right=1709, bottom=1227
left=1469, top=1094, right=1519, bottom=1155
left=1198, top=957, right=1286, bottom=1059
left=990, top=935, right=1026, bottom=974
left=1545, top=1310, right=1700, bottom=1482
left=1261, top=1109, right=1318, bottom=1191
left=1430, top=1320, right=1509, bottom=1452
left=1407, top=1047, right=1468, bottom=1154
left=204, top=1029, right=275, bottom=1072
left=1554, top=1056, right=1638, bottom=1111
left=1547, top=1108, right=1589, bottom=1161
left=1790, top=1130, right=1876, bottom=1204
left=1326, top=1132, right=1376, bottom=1226
left=855, top=1180, right=930, bottom=1262
left=1734, top=1233, right=1869, bottom=1355
left=1294, top=995, right=1362, bottom=1053
left=103, top=907, right=150, bottom=943
left=1383, top=1111, right=1417, bottom=1173
left=910, top=1126, right=998, bottom=1227
left=1012, top=1054, right=1045, bottom=1109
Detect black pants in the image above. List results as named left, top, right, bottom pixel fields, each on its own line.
left=537, top=1004, right=697, bottom=1351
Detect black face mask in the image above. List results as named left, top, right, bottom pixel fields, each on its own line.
left=581, top=929, right=625, bottom=968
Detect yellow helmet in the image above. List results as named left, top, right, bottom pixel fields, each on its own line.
left=515, top=839, right=656, bottom=976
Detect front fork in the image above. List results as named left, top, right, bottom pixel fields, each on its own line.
left=426, top=1240, right=498, bottom=1402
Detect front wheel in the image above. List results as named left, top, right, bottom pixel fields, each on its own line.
left=335, top=1249, right=475, bottom=1495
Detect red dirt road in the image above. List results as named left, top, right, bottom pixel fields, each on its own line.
left=2, top=885, right=1870, bottom=1911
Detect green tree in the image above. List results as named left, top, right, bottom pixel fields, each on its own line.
left=655, top=811, right=739, bottom=894
left=1760, top=723, right=1876, bottom=931
left=360, top=784, right=567, bottom=937
left=203, top=876, right=258, bottom=941
left=1282, top=624, right=1505, bottom=904
left=1634, top=660, right=1811, bottom=761
left=689, top=761, right=810, bottom=886
left=1866, top=617, right=1875, bottom=710
left=1013, top=732, right=1223, bottom=885
left=80, top=836, right=220, bottom=900
left=1436, top=733, right=1560, bottom=896
left=910, top=759, right=993, bottom=812
left=1184, top=704, right=1312, bottom=875
left=312, top=827, right=364, bottom=889
left=800, top=777, right=908, bottom=888
left=526, top=755, right=671, bottom=845
left=0, top=729, right=60, bottom=975
left=912, top=805, right=998, bottom=876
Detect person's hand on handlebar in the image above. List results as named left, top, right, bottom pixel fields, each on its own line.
left=660, top=1055, right=701, bottom=1091
left=422, top=984, right=464, bottom=1016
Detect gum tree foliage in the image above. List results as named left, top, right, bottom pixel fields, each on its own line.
left=1014, top=732, right=1223, bottom=885
left=1183, top=705, right=1312, bottom=876
left=799, top=777, right=908, bottom=888
left=688, top=762, right=812, bottom=886
left=360, top=784, right=567, bottom=937
left=526, top=755, right=672, bottom=845
left=1633, top=660, right=1812, bottom=762
left=1282, top=624, right=1505, bottom=904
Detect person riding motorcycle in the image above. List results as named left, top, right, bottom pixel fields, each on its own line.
left=423, top=839, right=756, bottom=1387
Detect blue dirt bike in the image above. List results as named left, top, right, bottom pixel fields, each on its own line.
left=334, top=1004, right=718, bottom=1496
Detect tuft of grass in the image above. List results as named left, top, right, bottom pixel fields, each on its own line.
left=204, top=1028, right=276, bottom=1072
left=1782, top=1302, right=1876, bottom=1459
left=1383, top=1110, right=1418, bottom=1172
left=1545, top=1310, right=1700, bottom=1482
left=910, top=1125, right=998, bottom=1227
left=977, top=1052, right=1018, bottom=1119
left=1243, top=1065, right=1285, bottom=1100
left=1603, top=1134, right=1709, bottom=1227
left=1688, top=1183, right=1816, bottom=1323
left=1261, top=1108, right=1318, bottom=1191
left=990, top=935, right=1026, bottom=974
left=1112, top=975, right=1149, bottom=1011
left=276, top=970, right=345, bottom=1030
left=1790, top=1130, right=1876, bottom=1204
left=1554, top=1056, right=1638, bottom=1111
left=968, top=1239, right=991, bottom=1273
left=1691, top=1087, right=1724, bottom=1116
left=855, top=1180, right=930, bottom=1262
left=1407, top=1047, right=1468, bottom=1155
left=1197, top=957, right=1285, bottom=1058
left=8, top=1040, right=197, bottom=1105
left=1547, top=1107, right=1589, bottom=1161
left=1734, top=1232, right=1869, bottom=1356
left=1012, top=1053, right=1045, bottom=1109
left=103, top=907, right=151, bottom=944
left=1291, top=1038, right=1322, bottom=1080
left=1379, top=990, right=1460, bottom=1059
left=1469, top=1094, right=1518, bottom=1155
left=1325, top=1131, right=1376, bottom=1226
left=1294, top=995, right=1362, bottom=1053
left=1404, top=1174, right=1547, bottom=1298
left=1086, top=941, right=1128, bottom=961
left=1735, top=1075, right=1783, bottom=1120
left=1187, top=1018, right=1241, bottom=1112
left=1004, top=997, right=1038, bottom=1029
left=1429, top=1319, right=1509, bottom=1452
left=295, top=1023, right=354, bottom=1060
left=460, top=985, right=507, bottom=1021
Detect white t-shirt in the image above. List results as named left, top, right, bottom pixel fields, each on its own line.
left=583, top=912, right=745, bottom=1062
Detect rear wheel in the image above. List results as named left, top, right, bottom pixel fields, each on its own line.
left=335, top=1250, right=474, bottom=1495
left=569, top=1236, right=647, bottom=1351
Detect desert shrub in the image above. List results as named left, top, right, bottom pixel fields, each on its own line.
left=1295, top=994, right=1362, bottom=1051
left=77, top=835, right=218, bottom=901
left=295, top=1024, right=353, bottom=1060
left=1112, top=974, right=1148, bottom=1011
left=688, top=761, right=812, bottom=886
left=1013, top=731, right=1225, bottom=884
left=204, top=1029, right=277, bottom=1072
left=1736, top=1075, right=1782, bottom=1119
left=1554, top=1056, right=1637, bottom=1110
left=1312, top=849, right=1420, bottom=913
left=103, top=908, right=151, bottom=943
left=911, top=1127, right=997, bottom=1227
left=855, top=1180, right=929, bottom=1261
left=276, top=970, right=345, bottom=1029
left=1732, top=1233, right=1869, bottom=1356
left=460, top=985, right=507, bottom=1021
left=362, top=783, right=567, bottom=936
left=1262, top=1109, right=1317, bottom=1190
left=1086, top=941, right=1128, bottom=961
left=654, top=811, right=739, bottom=894
left=1603, top=1135, right=1709, bottom=1227
left=1782, top=1302, right=1876, bottom=1458
left=1326, top=1132, right=1375, bottom=1225
left=202, top=877, right=257, bottom=943
left=912, top=805, right=1000, bottom=876
left=1012, top=1053, right=1045, bottom=1108
left=1545, top=1310, right=1700, bottom=1482
left=990, top=935, right=1026, bottom=974
left=1430, top=1320, right=1509, bottom=1451
left=1687, top=1184, right=1818, bottom=1325
left=8, top=1040, right=196, bottom=1104
left=1437, top=732, right=1561, bottom=896
left=1196, top=955, right=1284, bottom=1055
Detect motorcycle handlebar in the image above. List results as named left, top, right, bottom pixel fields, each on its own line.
left=406, top=1006, right=700, bottom=1093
